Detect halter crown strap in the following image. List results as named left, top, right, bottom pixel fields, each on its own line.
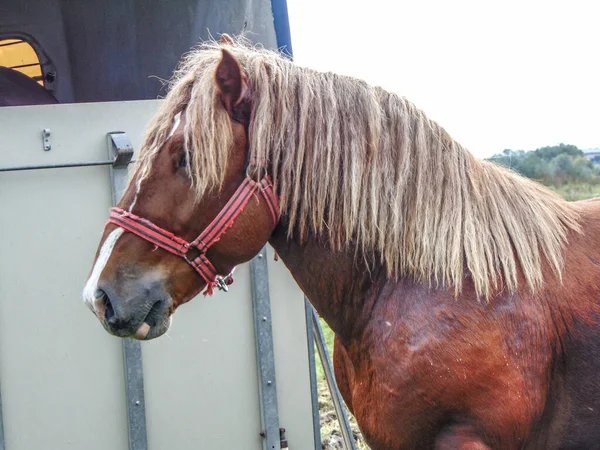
left=107, top=173, right=279, bottom=295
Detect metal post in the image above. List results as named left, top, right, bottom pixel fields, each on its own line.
left=304, top=298, right=322, bottom=450
left=121, top=339, right=148, bottom=450
left=107, top=132, right=148, bottom=450
left=250, top=247, right=281, bottom=450
left=312, top=306, right=357, bottom=450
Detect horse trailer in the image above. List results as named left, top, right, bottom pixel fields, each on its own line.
left=0, top=1, right=352, bottom=449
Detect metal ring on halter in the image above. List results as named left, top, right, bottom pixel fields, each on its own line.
left=245, top=163, right=268, bottom=179
left=215, top=273, right=234, bottom=292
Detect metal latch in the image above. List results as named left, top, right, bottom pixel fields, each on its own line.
left=42, top=128, right=51, bottom=151
left=108, top=132, right=134, bottom=168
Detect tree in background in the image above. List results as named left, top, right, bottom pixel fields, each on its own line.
left=536, top=143, right=581, bottom=161
left=489, top=143, right=598, bottom=185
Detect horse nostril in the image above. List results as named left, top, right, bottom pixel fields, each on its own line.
left=92, top=289, right=109, bottom=319
left=94, top=288, right=116, bottom=323
left=102, top=292, right=132, bottom=332
left=104, top=294, right=116, bottom=323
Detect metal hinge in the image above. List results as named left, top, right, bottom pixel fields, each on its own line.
left=258, top=428, right=288, bottom=449
left=279, top=428, right=288, bottom=448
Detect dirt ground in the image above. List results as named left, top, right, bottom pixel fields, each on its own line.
left=317, top=379, right=370, bottom=449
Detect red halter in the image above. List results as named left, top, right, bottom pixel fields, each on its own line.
left=107, top=173, right=279, bottom=295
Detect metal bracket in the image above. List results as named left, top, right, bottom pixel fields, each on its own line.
left=106, top=132, right=148, bottom=450
left=107, top=132, right=134, bottom=207
left=42, top=128, right=51, bottom=151
left=108, top=132, right=134, bottom=168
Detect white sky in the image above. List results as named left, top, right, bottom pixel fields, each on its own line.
left=286, top=0, right=600, bottom=158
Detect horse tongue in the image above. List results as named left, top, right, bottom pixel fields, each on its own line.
left=134, top=322, right=150, bottom=340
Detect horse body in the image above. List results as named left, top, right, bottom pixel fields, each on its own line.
left=270, top=199, right=600, bottom=449
left=82, top=37, right=600, bottom=449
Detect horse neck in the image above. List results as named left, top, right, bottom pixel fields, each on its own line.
left=268, top=220, right=383, bottom=343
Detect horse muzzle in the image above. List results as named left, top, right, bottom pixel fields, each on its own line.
left=92, top=281, right=173, bottom=340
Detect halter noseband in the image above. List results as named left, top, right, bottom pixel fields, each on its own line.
left=107, top=172, right=279, bottom=296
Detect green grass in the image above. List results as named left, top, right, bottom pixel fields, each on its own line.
left=315, top=318, right=335, bottom=382
left=547, top=182, right=600, bottom=201
left=315, top=318, right=370, bottom=449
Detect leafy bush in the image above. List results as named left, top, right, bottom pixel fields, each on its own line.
left=489, top=143, right=599, bottom=185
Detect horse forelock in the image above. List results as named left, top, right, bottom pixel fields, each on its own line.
left=132, top=36, right=581, bottom=300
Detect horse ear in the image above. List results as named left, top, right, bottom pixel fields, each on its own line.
left=215, top=49, right=248, bottom=119
left=219, top=33, right=234, bottom=45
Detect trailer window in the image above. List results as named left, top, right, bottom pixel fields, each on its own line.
left=0, top=38, right=44, bottom=85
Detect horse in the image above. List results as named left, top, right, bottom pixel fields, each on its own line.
left=0, top=66, right=58, bottom=106
left=82, top=35, right=600, bottom=449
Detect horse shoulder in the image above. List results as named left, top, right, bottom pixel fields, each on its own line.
left=346, top=282, right=555, bottom=449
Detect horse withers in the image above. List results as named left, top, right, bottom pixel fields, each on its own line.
left=82, top=36, right=600, bottom=449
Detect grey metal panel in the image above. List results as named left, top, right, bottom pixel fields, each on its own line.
left=0, top=101, right=158, bottom=450
left=267, top=248, right=316, bottom=450
left=141, top=248, right=316, bottom=450
left=251, top=249, right=281, bottom=450
left=0, top=383, right=4, bottom=450
left=141, top=263, right=265, bottom=450
left=0, top=100, right=315, bottom=450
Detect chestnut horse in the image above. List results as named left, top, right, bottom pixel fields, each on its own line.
left=83, top=36, right=600, bottom=449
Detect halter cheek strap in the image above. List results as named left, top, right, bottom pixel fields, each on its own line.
left=107, top=174, right=279, bottom=295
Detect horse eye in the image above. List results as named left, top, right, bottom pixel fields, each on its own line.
left=178, top=150, right=187, bottom=168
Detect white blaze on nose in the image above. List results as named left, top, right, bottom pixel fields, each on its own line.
left=82, top=227, right=124, bottom=310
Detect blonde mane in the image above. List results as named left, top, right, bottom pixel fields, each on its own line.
left=134, top=37, right=580, bottom=299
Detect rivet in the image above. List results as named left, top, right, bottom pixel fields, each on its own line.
left=135, top=401, right=140, bottom=406
left=262, top=316, right=267, bottom=321
left=267, top=380, right=272, bottom=386
left=258, top=253, right=263, bottom=258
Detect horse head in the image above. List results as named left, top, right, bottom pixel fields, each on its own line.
left=83, top=38, right=277, bottom=340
